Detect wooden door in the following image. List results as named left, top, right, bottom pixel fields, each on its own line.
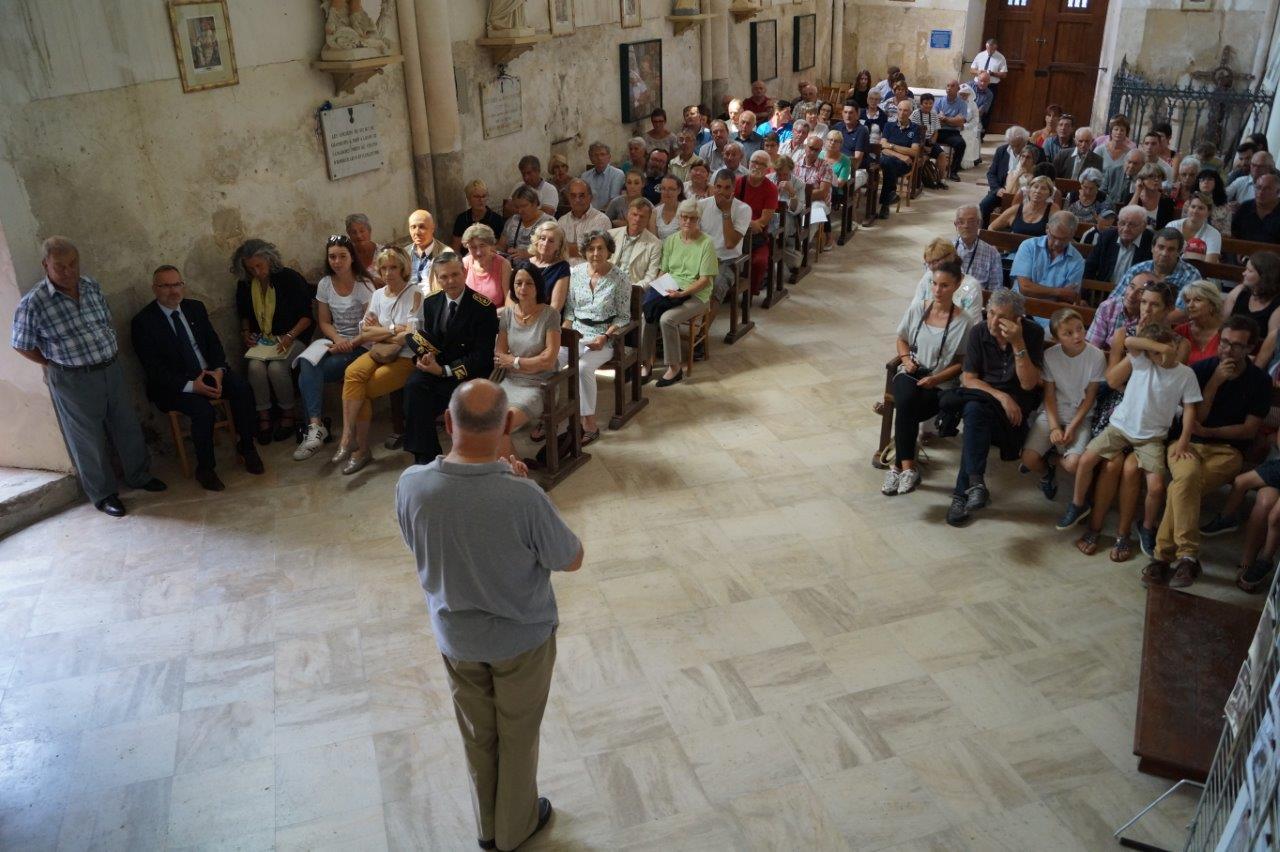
left=980, top=0, right=1110, bottom=133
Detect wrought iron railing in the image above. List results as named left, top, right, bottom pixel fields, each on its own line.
left=1107, top=58, right=1274, bottom=156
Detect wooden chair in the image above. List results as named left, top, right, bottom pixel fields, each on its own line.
left=1055, top=178, right=1081, bottom=196
left=761, top=200, right=790, bottom=309
left=167, top=399, right=238, bottom=478
left=1189, top=258, right=1246, bottom=285
left=601, top=288, right=647, bottom=430
left=533, top=328, right=590, bottom=489
left=836, top=168, right=867, bottom=246
left=1222, top=237, right=1278, bottom=263
left=722, top=253, right=755, bottom=344
left=1082, top=278, right=1114, bottom=308
left=791, top=184, right=815, bottom=284
left=862, top=150, right=883, bottom=226
left=895, top=153, right=919, bottom=212
left=680, top=301, right=713, bottom=376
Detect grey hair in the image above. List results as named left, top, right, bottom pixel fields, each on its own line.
left=577, top=229, right=615, bottom=256
left=1078, top=167, right=1104, bottom=186
left=1075, top=126, right=1095, bottom=141
left=988, top=287, right=1025, bottom=317
left=955, top=203, right=980, bottom=219
left=344, top=213, right=372, bottom=231
left=1005, top=126, right=1029, bottom=144
left=713, top=168, right=737, bottom=185
left=1178, top=156, right=1201, bottom=174
left=724, top=141, right=743, bottom=155
left=1126, top=148, right=1148, bottom=164
left=587, top=140, right=610, bottom=155
left=628, top=136, right=647, bottom=149
left=676, top=198, right=702, bottom=218
left=1048, top=210, right=1078, bottom=234
left=229, top=239, right=283, bottom=276
left=1118, top=204, right=1149, bottom=223
left=1254, top=151, right=1276, bottom=168
left=448, top=380, right=508, bottom=434
left=461, top=223, right=497, bottom=246
left=41, top=235, right=78, bottom=261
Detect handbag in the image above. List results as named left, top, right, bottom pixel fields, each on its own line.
left=367, top=285, right=414, bottom=364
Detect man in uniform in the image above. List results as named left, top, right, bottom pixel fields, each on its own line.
left=401, top=252, right=499, bottom=465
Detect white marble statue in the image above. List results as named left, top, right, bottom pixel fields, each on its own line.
left=486, top=0, right=534, bottom=37
left=321, top=0, right=394, bottom=60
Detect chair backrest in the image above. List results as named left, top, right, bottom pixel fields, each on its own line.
left=1056, top=178, right=1081, bottom=196
left=1221, top=237, right=1276, bottom=262
left=1188, top=258, right=1245, bottom=284
left=978, top=289, right=1095, bottom=329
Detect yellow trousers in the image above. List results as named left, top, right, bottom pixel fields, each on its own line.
left=341, top=353, right=413, bottom=421
left=1154, top=442, right=1242, bottom=561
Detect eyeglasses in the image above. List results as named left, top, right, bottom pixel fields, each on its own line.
left=1220, top=341, right=1251, bottom=352
left=327, top=234, right=351, bottom=245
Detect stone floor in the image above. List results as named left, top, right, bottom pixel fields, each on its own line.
left=0, top=176, right=1263, bottom=850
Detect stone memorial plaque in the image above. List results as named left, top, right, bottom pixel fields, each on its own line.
left=321, top=102, right=383, bottom=181
left=481, top=77, right=522, bottom=139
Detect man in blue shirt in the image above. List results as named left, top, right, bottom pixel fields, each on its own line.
left=580, top=141, right=625, bottom=211
left=1010, top=211, right=1086, bottom=314
left=936, top=79, right=968, bottom=181
left=756, top=100, right=794, bottom=144
left=831, top=103, right=869, bottom=163
left=971, top=73, right=994, bottom=145
left=878, top=102, right=921, bottom=218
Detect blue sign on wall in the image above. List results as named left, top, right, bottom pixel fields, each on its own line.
left=929, top=29, right=952, bottom=50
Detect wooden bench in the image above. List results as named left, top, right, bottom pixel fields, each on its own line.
left=722, top=253, right=755, bottom=344
left=862, top=148, right=883, bottom=227
left=1188, top=258, right=1246, bottom=285
left=761, top=199, right=790, bottom=309
left=1221, top=236, right=1278, bottom=263
left=1056, top=178, right=1081, bottom=196
left=534, top=327, right=589, bottom=489
left=834, top=166, right=867, bottom=246
left=791, top=184, right=815, bottom=285
left=980, top=228, right=1094, bottom=258
left=601, top=288, right=647, bottom=430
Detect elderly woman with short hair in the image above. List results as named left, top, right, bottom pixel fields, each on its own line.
left=529, top=220, right=572, bottom=311
left=1130, top=163, right=1177, bottom=227
left=462, top=223, right=511, bottom=307
left=622, top=137, right=648, bottom=174
left=642, top=199, right=718, bottom=387
left=560, top=230, right=632, bottom=442
left=345, top=213, right=378, bottom=271
left=1065, top=167, right=1109, bottom=224
left=231, top=238, right=313, bottom=444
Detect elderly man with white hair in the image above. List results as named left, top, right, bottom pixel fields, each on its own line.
left=1010, top=211, right=1086, bottom=307
left=1053, top=127, right=1102, bottom=180
left=1227, top=151, right=1276, bottom=205
left=952, top=203, right=1004, bottom=291
left=735, top=111, right=764, bottom=158
left=1084, top=204, right=1154, bottom=284
left=1101, top=149, right=1148, bottom=210
left=979, top=125, right=1033, bottom=224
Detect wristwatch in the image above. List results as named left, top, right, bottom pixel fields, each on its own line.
left=513, top=356, right=521, bottom=371
left=1014, top=348, right=1028, bottom=359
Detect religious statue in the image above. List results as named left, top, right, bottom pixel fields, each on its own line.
left=321, top=0, right=394, bottom=60
left=487, top=0, right=534, bottom=37
left=671, top=0, right=702, bottom=15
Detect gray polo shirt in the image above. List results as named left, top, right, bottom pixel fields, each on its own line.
left=396, top=458, right=581, bottom=662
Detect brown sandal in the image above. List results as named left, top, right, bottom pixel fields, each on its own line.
left=1109, top=536, right=1134, bottom=563
left=1075, top=530, right=1100, bottom=556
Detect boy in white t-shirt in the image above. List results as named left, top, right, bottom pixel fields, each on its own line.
left=1057, top=323, right=1202, bottom=532
left=1020, top=308, right=1106, bottom=500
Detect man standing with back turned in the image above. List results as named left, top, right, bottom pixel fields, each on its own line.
left=397, top=379, right=584, bottom=852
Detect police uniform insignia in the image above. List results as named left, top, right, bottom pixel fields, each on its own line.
left=455, top=365, right=468, bottom=378
left=471, top=292, right=492, bottom=307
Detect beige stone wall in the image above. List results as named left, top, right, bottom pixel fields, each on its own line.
left=842, top=0, right=971, bottom=88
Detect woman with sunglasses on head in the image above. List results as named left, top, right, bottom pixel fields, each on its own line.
left=295, top=233, right=378, bottom=460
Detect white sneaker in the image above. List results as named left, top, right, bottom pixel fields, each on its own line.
left=881, top=468, right=902, bottom=495
left=897, top=468, right=921, bottom=494
left=293, top=423, right=329, bottom=460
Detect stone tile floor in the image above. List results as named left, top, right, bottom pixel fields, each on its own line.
left=0, top=177, right=1262, bottom=850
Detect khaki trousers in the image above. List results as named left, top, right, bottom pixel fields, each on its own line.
left=1154, top=442, right=1242, bottom=561
left=443, top=633, right=556, bottom=850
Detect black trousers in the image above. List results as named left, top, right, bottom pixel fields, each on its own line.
left=979, top=190, right=1002, bottom=226
left=403, top=368, right=458, bottom=462
left=892, top=372, right=940, bottom=465
left=161, top=369, right=256, bottom=471
left=937, top=129, right=966, bottom=175
left=880, top=156, right=910, bottom=204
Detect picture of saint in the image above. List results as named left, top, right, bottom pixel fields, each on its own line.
left=621, top=40, right=661, bottom=123
left=188, top=16, right=221, bottom=71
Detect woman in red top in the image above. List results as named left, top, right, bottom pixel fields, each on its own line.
left=1174, top=281, right=1224, bottom=365
left=736, top=150, right=781, bottom=294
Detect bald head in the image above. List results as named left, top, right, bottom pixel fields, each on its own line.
left=447, top=380, right=509, bottom=438
left=409, top=209, right=435, bottom=248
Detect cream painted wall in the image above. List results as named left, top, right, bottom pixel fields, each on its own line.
left=842, top=0, right=972, bottom=88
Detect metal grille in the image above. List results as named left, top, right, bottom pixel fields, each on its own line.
left=1106, top=58, right=1274, bottom=156
left=1182, top=572, right=1280, bottom=851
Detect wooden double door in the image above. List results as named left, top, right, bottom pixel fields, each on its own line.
left=980, top=0, right=1110, bottom=133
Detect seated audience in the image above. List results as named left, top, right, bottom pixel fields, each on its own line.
left=935, top=80, right=967, bottom=180
left=581, top=142, right=625, bottom=210
left=231, top=238, right=312, bottom=444
left=1228, top=143, right=1255, bottom=184
left=699, top=120, right=731, bottom=172
left=295, top=235, right=378, bottom=460
left=699, top=169, right=752, bottom=302
left=722, top=142, right=747, bottom=179
left=831, top=103, right=870, bottom=164
left=452, top=180, right=506, bottom=254
left=547, top=153, right=573, bottom=217
left=1168, top=157, right=1201, bottom=212
left=644, top=108, right=678, bottom=155
left=642, top=148, right=670, bottom=203
left=1232, top=171, right=1280, bottom=245
left=1206, top=410, right=1280, bottom=593
left=510, top=155, right=559, bottom=216
left=1198, top=168, right=1234, bottom=237
left=757, top=99, right=794, bottom=143
left=528, top=220, right=572, bottom=311
left=407, top=209, right=448, bottom=293
left=878, top=103, right=922, bottom=219
left=558, top=179, right=613, bottom=262
left=793, top=81, right=819, bottom=119
left=991, top=175, right=1059, bottom=236
left=911, top=94, right=949, bottom=189
left=1139, top=131, right=1174, bottom=185
left=132, top=265, right=263, bottom=490
left=497, top=185, right=553, bottom=261
left=773, top=155, right=806, bottom=272
left=885, top=81, right=914, bottom=122
left=1001, top=146, right=1040, bottom=198
left=1019, top=307, right=1106, bottom=500
left=940, top=288, right=1045, bottom=526
left=1085, top=205, right=1153, bottom=283
left=860, top=90, right=889, bottom=145
left=794, top=135, right=835, bottom=250
left=401, top=252, right=498, bottom=465
left=605, top=171, right=648, bottom=226
left=1194, top=141, right=1225, bottom=177
left=761, top=132, right=781, bottom=168
left=1222, top=251, right=1280, bottom=368
left=1064, top=168, right=1109, bottom=224
left=912, top=237, right=984, bottom=323
left=1031, top=104, right=1062, bottom=147
left=883, top=257, right=976, bottom=496
left=345, top=213, right=378, bottom=272
left=1095, top=115, right=1135, bottom=170
left=1110, top=227, right=1199, bottom=310
left=1042, top=112, right=1075, bottom=161
left=735, top=111, right=764, bottom=158
left=1175, top=280, right=1225, bottom=364
left=980, top=126, right=1032, bottom=224
left=736, top=152, right=779, bottom=294
left=1129, top=163, right=1176, bottom=228
left=334, top=246, right=423, bottom=475
left=952, top=203, right=1004, bottom=291
left=609, top=198, right=662, bottom=288
left=493, top=261, right=562, bottom=455
left=641, top=199, right=717, bottom=387
left=871, top=65, right=899, bottom=102
left=684, top=158, right=713, bottom=201
left=683, top=104, right=711, bottom=147
left=462, top=224, right=511, bottom=308
left=779, top=119, right=811, bottom=161
left=560, top=230, right=631, bottom=443
left=1010, top=211, right=1085, bottom=305
left=1169, top=192, right=1222, bottom=262
left=654, top=174, right=685, bottom=239
left=1086, top=269, right=1144, bottom=351
left=1227, top=152, right=1276, bottom=205
left=670, top=130, right=698, bottom=182
left=971, top=74, right=994, bottom=141
left=743, top=80, right=772, bottom=116
left=1053, top=127, right=1102, bottom=180
left=846, top=70, right=873, bottom=109
left=1101, top=150, right=1147, bottom=210
left=621, top=137, right=648, bottom=175
left=1080, top=209, right=1117, bottom=246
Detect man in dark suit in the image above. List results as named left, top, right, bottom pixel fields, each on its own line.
left=131, top=265, right=263, bottom=491
left=1082, top=206, right=1153, bottom=284
left=1052, top=127, right=1103, bottom=180
left=402, top=252, right=499, bottom=465
left=979, top=127, right=1036, bottom=225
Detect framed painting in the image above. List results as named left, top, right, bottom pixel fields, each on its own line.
left=620, top=39, right=662, bottom=123
left=550, top=0, right=575, bottom=35
left=792, top=13, right=816, bottom=72
left=167, top=0, right=238, bottom=92
left=750, top=20, right=777, bottom=82
left=620, top=0, right=642, bottom=27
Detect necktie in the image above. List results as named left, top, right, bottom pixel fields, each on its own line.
left=170, top=309, right=201, bottom=376
left=984, top=55, right=992, bottom=70
left=446, top=300, right=458, bottom=330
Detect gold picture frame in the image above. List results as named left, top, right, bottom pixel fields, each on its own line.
left=167, top=0, right=239, bottom=93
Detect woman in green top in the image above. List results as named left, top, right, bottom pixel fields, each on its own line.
left=641, top=199, right=717, bottom=387
left=820, top=130, right=852, bottom=254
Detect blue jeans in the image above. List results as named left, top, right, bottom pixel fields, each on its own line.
left=298, top=348, right=363, bottom=420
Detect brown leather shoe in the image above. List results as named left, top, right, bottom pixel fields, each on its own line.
left=1140, top=559, right=1171, bottom=588
left=1168, top=557, right=1202, bottom=588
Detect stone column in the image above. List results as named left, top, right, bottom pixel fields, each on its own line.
left=395, top=0, right=434, bottom=208
left=413, top=0, right=465, bottom=223
left=830, top=0, right=844, bottom=84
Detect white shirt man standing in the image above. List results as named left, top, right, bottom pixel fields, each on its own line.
left=970, top=38, right=1008, bottom=123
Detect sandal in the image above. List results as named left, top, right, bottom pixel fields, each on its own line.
left=1075, top=530, right=1100, bottom=556
left=581, top=429, right=601, bottom=447
left=1109, top=535, right=1134, bottom=563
